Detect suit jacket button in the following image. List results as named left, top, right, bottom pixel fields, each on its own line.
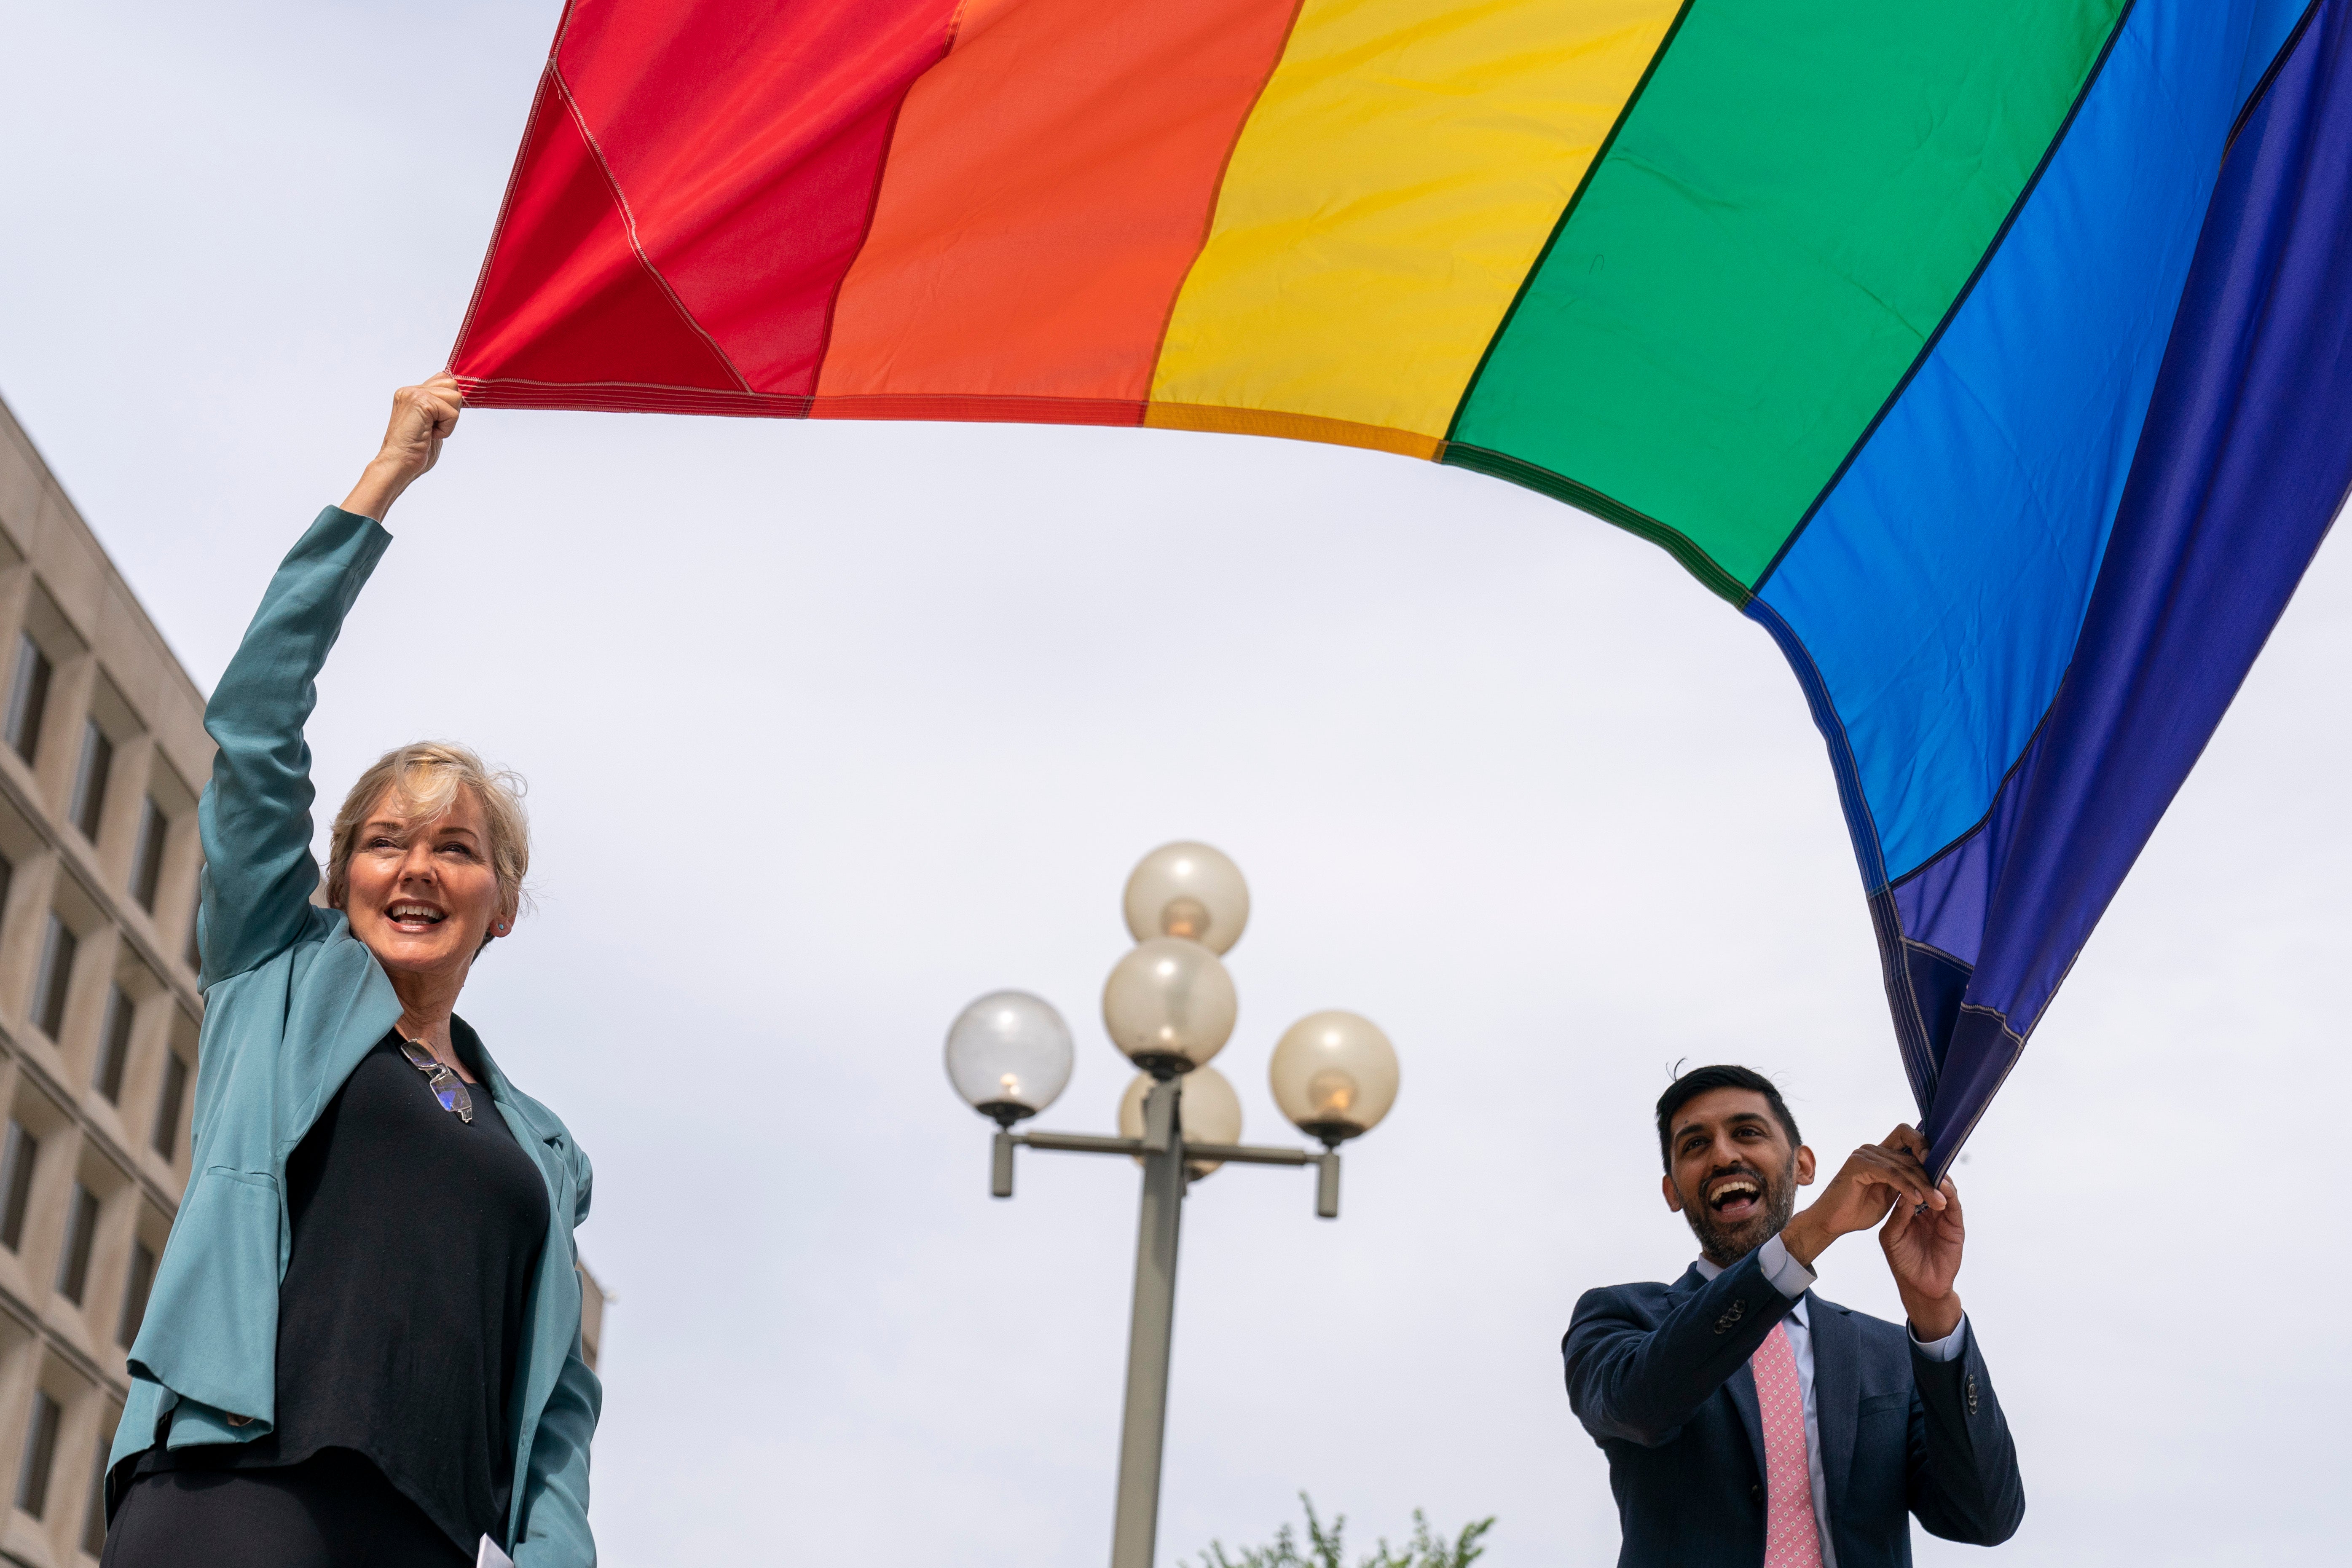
left=1714, top=1299, right=1747, bottom=1334
left=1966, top=1374, right=1979, bottom=1415
left=1750, top=1484, right=1762, bottom=1504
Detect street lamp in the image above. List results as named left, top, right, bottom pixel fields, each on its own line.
left=944, top=990, right=1075, bottom=1125
left=1268, top=1010, right=1399, bottom=1146
left=944, top=843, right=1400, bottom=1568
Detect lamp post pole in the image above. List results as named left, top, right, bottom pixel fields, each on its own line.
left=1113, top=1077, right=1184, bottom=1568
left=946, top=844, right=1395, bottom=1568
left=990, top=1075, right=1342, bottom=1568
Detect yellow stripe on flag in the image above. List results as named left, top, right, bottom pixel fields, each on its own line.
left=1150, top=0, right=1681, bottom=441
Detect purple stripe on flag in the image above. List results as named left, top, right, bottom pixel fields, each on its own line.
left=1918, top=0, right=2352, bottom=1169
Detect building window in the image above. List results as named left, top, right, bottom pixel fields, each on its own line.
left=69, top=720, right=111, bottom=841
left=151, top=1054, right=188, bottom=1162
left=94, top=986, right=133, bottom=1103
left=32, top=914, right=76, bottom=1040
left=0, top=1122, right=37, bottom=1251
left=55, top=1184, right=98, bottom=1304
left=130, top=797, right=166, bottom=912
left=4, top=635, right=49, bottom=765
left=116, top=1239, right=155, bottom=1349
left=79, top=1437, right=107, bottom=1556
left=15, top=1389, right=59, bottom=1518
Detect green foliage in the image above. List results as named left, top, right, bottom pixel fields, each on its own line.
left=1190, top=1493, right=1495, bottom=1568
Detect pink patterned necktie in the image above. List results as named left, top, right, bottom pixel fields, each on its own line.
left=1751, top=1320, right=1824, bottom=1568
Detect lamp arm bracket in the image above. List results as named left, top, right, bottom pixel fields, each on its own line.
left=1177, top=1141, right=1316, bottom=1168
left=1011, top=1131, right=1327, bottom=1169
left=994, top=1129, right=1343, bottom=1214
left=1015, top=1131, right=1150, bottom=1157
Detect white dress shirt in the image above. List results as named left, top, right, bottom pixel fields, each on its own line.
left=1695, top=1236, right=1966, bottom=1568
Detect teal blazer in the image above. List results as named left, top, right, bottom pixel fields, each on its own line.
left=108, top=506, right=601, bottom=1565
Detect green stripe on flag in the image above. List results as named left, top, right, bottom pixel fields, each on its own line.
left=1449, top=0, right=2124, bottom=589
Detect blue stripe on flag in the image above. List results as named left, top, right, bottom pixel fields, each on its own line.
left=1754, top=0, right=2309, bottom=887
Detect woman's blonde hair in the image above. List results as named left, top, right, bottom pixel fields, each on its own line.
left=327, top=742, right=530, bottom=927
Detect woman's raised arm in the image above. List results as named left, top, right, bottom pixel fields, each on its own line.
left=342, top=376, right=461, bottom=523
left=194, top=379, right=462, bottom=983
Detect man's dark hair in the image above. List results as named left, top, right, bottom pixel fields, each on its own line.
left=1655, top=1065, right=1802, bottom=1171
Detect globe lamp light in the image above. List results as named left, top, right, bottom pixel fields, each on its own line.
left=1119, top=1064, right=1244, bottom=1178
left=1102, top=936, right=1238, bottom=1076
left=1122, top=842, right=1250, bottom=955
left=1268, top=1010, right=1398, bottom=1145
left=946, top=990, right=1075, bottom=1128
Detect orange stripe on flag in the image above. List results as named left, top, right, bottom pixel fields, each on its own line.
left=808, top=392, right=1142, bottom=426
left=816, top=0, right=1301, bottom=402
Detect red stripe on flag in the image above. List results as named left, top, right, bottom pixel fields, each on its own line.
left=451, top=68, right=750, bottom=395
left=455, top=0, right=964, bottom=401
left=558, top=0, right=962, bottom=396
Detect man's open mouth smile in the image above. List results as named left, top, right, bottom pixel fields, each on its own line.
left=1704, top=1172, right=1764, bottom=1221
left=386, top=901, right=447, bottom=933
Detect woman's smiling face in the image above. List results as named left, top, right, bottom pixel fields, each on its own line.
left=335, top=783, right=510, bottom=980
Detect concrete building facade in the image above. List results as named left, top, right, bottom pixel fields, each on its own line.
left=0, top=395, right=210, bottom=1567
left=0, top=395, right=604, bottom=1567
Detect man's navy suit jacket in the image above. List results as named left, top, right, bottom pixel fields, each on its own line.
left=1564, top=1248, right=2024, bottom=1567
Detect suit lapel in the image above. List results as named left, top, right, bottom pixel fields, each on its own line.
left=1809, top=1293, right=1861, bottom=1525
left=1675, top=1265, right=1768, bottom=1477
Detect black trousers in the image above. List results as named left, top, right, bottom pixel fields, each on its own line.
left=101, top=1448, right=470, bottom=1568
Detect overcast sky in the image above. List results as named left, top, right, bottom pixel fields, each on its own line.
left=2, top=4, right=2345, bottom=1563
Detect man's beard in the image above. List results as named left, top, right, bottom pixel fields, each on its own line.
left=1682, top=1162, right=1799, bottom=1266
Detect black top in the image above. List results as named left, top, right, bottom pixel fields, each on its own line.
left=139, top=1024, right=552, bottom=1555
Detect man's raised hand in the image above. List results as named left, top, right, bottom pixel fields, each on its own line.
left=342, top=374, right=465, bottom=522
left=1778, top=1124, right=1946, bottom=1269
left=1883, top=1173, right=1965, bottom=1341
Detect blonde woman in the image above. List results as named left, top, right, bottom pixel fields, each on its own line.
left=101, top=378, right=598, bottom=1567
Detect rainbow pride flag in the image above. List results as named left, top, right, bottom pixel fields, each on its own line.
left=453, top=0, right=2352, bottom=1166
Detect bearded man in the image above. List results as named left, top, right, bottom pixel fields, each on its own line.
left=1564, top=1066, right=2025, bottom=1567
